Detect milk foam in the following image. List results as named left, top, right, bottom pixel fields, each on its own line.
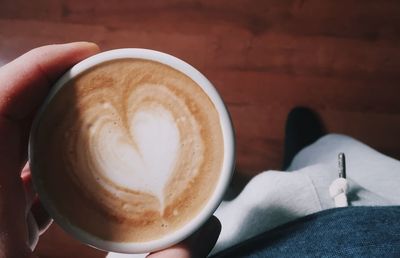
left=90, top=105, right=180, bottom=210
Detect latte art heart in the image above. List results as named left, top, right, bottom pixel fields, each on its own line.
left=33, top=59, right=224, bottom=243
left=87, top=99, right=201, bottom=211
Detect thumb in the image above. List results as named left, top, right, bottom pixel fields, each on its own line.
left=0, top=42, right=100, bottom=121
left=0, top=42, right=100, bottom=172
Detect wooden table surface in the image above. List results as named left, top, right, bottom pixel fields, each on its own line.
left=1, top=1, right=400, bottom=257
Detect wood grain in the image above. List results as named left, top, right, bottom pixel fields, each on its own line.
left=1, top=0, right=400, bottom=257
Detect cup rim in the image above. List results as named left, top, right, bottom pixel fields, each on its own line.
left=29, top=48, right=235, bottom=253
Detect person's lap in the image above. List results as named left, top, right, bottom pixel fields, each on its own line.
left=210, top=134, right=400, bottom=255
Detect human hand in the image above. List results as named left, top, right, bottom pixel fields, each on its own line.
left=0, top=43, right=221, bottom=258
left=0, top=42, right=100, bottom=257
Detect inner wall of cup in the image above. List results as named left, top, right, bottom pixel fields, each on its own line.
left=29, top=49, right=234, bottom=253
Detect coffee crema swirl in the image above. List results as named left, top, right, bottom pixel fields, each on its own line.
left=32, top=59, right=224, bottom=242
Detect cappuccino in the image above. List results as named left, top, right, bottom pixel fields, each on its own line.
left=31, top=59, right=224, bottom=243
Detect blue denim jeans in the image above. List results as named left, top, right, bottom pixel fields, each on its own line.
left=212, top=206, right=400, bottom=258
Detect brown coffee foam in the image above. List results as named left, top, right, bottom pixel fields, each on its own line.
left=33, top=59, right=224, bottom=242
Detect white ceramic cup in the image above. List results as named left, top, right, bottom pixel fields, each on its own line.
left=29, top=48, right=235, bottom=254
